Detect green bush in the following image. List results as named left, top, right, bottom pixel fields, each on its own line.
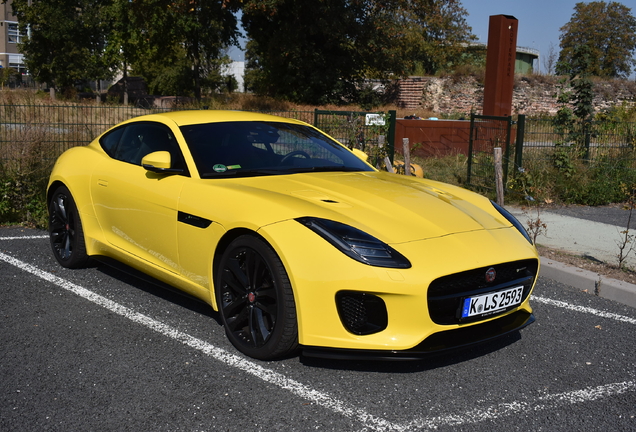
left=0, top=172, right=49, bottom=227
left=0, top=123, right=55, bottom=228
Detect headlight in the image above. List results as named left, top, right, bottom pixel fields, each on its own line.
left=491, top=201, right=533, bottom=244
left=296, top=217, right=411, bottom=269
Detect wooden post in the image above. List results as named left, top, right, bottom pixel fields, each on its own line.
left=494, top=147, right=504, bottom=206
left=384, top=157, right=395, bottom=173
left=403, top=138, right=411, bottom=176
left=377, top=135, right=385, bottom=169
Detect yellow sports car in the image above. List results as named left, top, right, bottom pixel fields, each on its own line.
left=48, top=110, right=539, bottom=360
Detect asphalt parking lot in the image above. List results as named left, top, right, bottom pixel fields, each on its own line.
left=1, top=226, right=635, bottom=432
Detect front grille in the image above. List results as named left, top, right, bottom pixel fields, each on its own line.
left=336, top=291, right=388, bottom=335
left=427, top=259, right=538, bottom=325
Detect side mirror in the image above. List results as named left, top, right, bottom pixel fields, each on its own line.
left=141, top=151, right=183, bottom=174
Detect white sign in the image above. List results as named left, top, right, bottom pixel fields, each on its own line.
left=365, top=114, right=385, bottom=126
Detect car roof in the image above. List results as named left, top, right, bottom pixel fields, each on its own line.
left=134, top=110, right=309, bottom=127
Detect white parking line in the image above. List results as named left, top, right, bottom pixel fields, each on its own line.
left=399, top=380, right=635, bottom=430
left=0, top=235, right=48, bottom=240
left=0, top=251, right=402, bottom=432
left=533, top=295, right=636, bottom=325
left=1, top=242, right=635, bottom=431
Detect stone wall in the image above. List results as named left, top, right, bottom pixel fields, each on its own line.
left=399, top=75, right=636, bottom=117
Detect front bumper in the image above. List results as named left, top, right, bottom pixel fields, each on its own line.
left=260, top=220, right=539, bottom=353
left=302, top=310, right=534, bottom=360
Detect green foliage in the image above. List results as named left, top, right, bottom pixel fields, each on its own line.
left=0, top=67, right=22, bottom=87
left=569, top=45, right=595, bottom=122
left=125, top=0, right=239, bottom=98
left=0, top=139, right=53, bottom=228
left=412, top=153, right=468, bottom=186
left=10, top=0, right=116, bottom=91
left=9, top=0, right=239, bottom=99
left=397, top=0, right=476, bottom=75
left=559, top=157, right=636, bottom=205
left=552, top=146, right=579, bottom=178
left=557, top=1, right=636, bottom=78
left=0, top=174, right=48, bottom=227
left=596, top=102, right=636, bottom=123
left=242, top=0, right=392, bottom=104
left=509, top=149, right=636, bottom=207
left=551, top=44, right=596, bottom=184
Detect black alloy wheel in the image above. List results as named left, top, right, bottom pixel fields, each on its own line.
left=216, top=235, right=298, bottom=360
left=48, top=185, right=89, bottom=268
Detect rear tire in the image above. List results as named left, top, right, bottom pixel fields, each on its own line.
left=48, top=185, right=89, bottom=269
left=216, top=235, right=298, bottom=360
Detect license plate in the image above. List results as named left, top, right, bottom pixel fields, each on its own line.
left=461, top=286, right=524, bottom=319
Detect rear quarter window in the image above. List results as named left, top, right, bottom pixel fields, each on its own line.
left=99, top=127, right=124, bottom=158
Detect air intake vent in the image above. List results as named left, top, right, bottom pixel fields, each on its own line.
left=336, top=291, right=388, bottom=335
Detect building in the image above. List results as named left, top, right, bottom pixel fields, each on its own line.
left=0, top=0, right=26, bottom=74
left=515, top=46, right=540, bottom=74
left=225, top=61, right=245, bottom=92
left=465, top=42, right=540, bottom=74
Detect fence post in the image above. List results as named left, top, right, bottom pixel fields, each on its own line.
left=467, top=113, right=476, bottom=186
left=494, top=147, right=504, bottom=206
left=377, top=135, right=385, bottom=169
left=515, top=114, right=525, bottom=171
left=384, top=157, right=395, bottom=173
left=403, top=138, right=411, bottom=176
left=387, top=110, right=396, bottom=163
left=583, top=120, right=591, bottom=161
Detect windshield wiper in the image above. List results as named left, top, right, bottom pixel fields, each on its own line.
left=279, top=166, right=365, bottom=173
left=201, top=166, right=365, bottom=178
left=200, top=169, right=283, bottom=178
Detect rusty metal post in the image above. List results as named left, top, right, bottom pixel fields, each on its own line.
left=483, top=15, right=518, bottom=117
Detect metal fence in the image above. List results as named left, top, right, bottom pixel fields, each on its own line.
left=0, top=104, right=171, bottom=167
left=520, top=117, right=636, bottom=164
left=467, top=115, right=636, bottom=193
left=466, top=114, right=518, bottom=191
left=0, top=104, right=395, bottom=167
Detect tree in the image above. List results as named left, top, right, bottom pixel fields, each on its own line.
left=167, top=0, right=239, bottom=99
left=557, top=1, right=636, bottom=78
left=544, top=42, right=558, bottom=75
left=9, top=0, right=240, bottom=99
left=110, top=0, right=239, bottom=99
left=553, top=43, right=595, bottom=176
left=9, top=0, right=116, bottom=93
left=397, top=0, right=475, bottom=75
left=242, top=0, right=396, bottom=104
left=242, top=0, right=473, bottom=105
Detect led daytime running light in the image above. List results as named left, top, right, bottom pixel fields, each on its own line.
left=297, top=217, right=411, bottom=269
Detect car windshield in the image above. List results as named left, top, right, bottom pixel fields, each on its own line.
left=180, top=121, right=373, bottom=178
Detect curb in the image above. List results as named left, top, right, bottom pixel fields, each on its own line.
left=539, top=256, right=636, bottom=309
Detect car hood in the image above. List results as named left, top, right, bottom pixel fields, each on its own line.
left=190, top=171, right=512, bottom=245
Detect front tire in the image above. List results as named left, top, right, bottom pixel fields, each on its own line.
left=216, top=235, right=298, bottom=360
left=48, top=185, right=89, bottom=269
